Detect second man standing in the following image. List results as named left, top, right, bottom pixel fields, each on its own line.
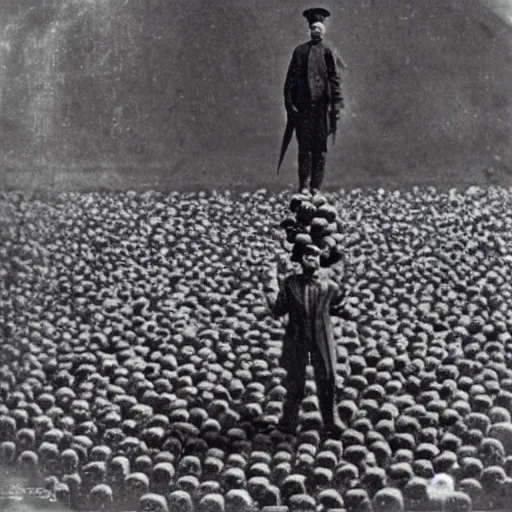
left=284, top=7, right=345, bottom=195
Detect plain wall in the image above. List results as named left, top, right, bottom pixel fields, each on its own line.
left=0, top=0, right=511, bottom=192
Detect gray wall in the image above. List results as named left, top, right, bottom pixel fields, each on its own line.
left=0, top=0, right=511, bottom=191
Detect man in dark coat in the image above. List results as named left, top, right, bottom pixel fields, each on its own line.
left=284, top=7, right=345, bottom=194
left=264, top=244, right=345, bottom=437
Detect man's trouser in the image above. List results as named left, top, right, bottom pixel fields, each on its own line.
left=295, top=102, right=328, bottom=193
left=281, top=343, right=337, bottom=430
left=298, top=150, right=327, bottom=193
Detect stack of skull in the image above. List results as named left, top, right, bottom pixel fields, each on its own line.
left=280, top=191, right=344, bottom=267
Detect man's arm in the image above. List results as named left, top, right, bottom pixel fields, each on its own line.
left=261, top=264, right=289, bottom=318
left=267, top=280, right=289, bottom=318
left=284, top=48, right=299, bottom=115
left=325, top=47, right=344, bottom=112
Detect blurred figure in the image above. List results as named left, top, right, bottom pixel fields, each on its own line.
left=427, top=473, right=455, bottom=500
left=283, top=7, right=345, bottom=194
left=263, top=245, right=345, bottom=437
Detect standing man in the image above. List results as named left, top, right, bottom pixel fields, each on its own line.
left=263, top=245, right=345, bottom=437
left=283, top=8, right=345, bottom=195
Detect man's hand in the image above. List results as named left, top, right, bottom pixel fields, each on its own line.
left=263, top=263, right=282, bottom=290
left=287, top=105, right=299, bottom=118
left=260, top=258, right=288, bottom=295
left=256, top=264, right=279, bottom=314
left=262, top=266, right=277, bottom=288
left=275, top=255, right=289, bottom=277
left=256, top=263, right=278, bottom=292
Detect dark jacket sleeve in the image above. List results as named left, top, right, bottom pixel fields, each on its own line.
left=284, top=48, right=299, bottom=113
left=325, top=47, right=343, bottom=110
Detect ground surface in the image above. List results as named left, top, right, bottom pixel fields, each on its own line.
left=2, top=187, right=512, bottom=511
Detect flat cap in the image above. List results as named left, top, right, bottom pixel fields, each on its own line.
left=303, top=7, right=331, bottom=24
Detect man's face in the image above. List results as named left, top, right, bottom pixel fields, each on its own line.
left=302, top=252, right=320, bottom=272
left=310, top=22, right=326, bottom=40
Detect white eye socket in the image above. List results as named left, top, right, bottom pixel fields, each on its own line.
left=310, top=22, right=326, bottom=33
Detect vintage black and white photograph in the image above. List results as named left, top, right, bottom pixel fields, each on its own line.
left=1, top=1, right=512, bottom=511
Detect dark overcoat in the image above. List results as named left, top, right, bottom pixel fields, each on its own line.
left=284, top=40, right=344, bottom=152
left=270, top=273, right=343, bottom=379
left=284, top=39, right=344, bottom=110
